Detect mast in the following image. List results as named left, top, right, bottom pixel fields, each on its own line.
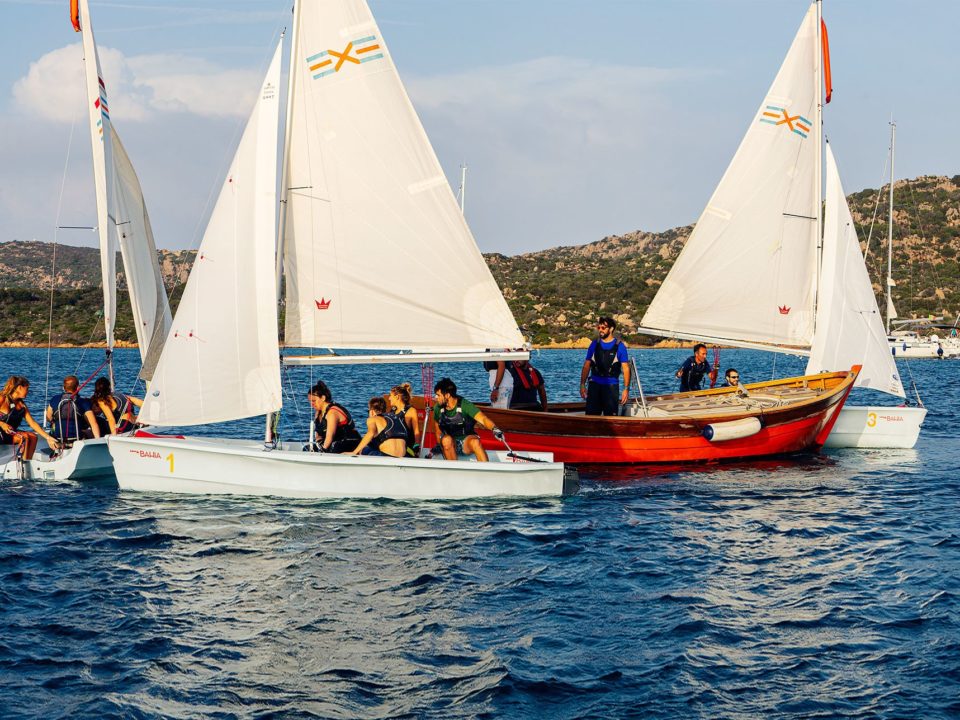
left=266, top=6, right=301, bottom=444
left=458, top=163, right=467, bottom=214
left=886, top=120, right=896, bottom=334
left=813, top=0, right=823, bottom=330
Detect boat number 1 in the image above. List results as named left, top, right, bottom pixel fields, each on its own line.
left=867, top=413, right=877, bottom=428
left=166, top=453, right=174, bottom=472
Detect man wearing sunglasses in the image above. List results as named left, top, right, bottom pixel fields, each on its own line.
left=722, top=368, right=741, bottom=387
left=579, top=316, right=631, bottom=416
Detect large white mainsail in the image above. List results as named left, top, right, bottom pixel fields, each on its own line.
left=806, top=143, right=905, bottom=397
left=640, top=4, right=820, bottom=350
left=141, top=43, right=283, bottom=426
left=77, top=0, right=117, bottom=351
left=110, top=131, right=173, bottom=380
left=282, top=0, right=523, bottom=351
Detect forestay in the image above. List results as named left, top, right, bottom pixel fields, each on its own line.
left=282, top=0, right=523, bottom=351
left=110, top=131, right=173, bottom=381
left=806, top=143, right=905, bottom=397
left=141, top=43, right=284, bottom=427
left=641, top=4, right=820, bottom=350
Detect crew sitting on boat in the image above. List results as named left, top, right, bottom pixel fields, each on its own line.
left=388, top=383, right=420, bottom=457
left=307, top=380, right=361, bottom=453
left=580, top=316, right=631, bottom=416
left=0, top=376, right=59, bottom=459
left=91, top=377, right=143, bottom=435
left=722, top=368, right=740, bottom=387
left=432, top=377, right=504, bottom=462
left=46, top=375, right=101, bottom=445
left=349, top=397, right=409, bottom=458
left=676, top=344, right=715, bottom=392
left=508, top=358, right=548, bottom=411
left=484, top=357, right=513, bottom=409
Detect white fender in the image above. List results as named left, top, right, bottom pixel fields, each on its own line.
left=702, top=417, right=763, bottom=442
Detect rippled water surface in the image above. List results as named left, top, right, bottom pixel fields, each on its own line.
left=1, top=348, right=958, bottom=718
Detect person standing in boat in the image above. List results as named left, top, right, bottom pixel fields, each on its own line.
left=388, top=383, right=421, bottom=457
left=307, top=381, right=361, bottom=453
left=484, top=357, right=514, bottom=409
left=349, top=397, right=409, bottom=458
left=676, top=343, right=715, bottom=392
left=579, top=317, right=631, bottom=416
left=508, top=358, right=548, bottom=411
left=0, top=376, right=59, bottom=459
left=432, top=378, right=504, bottom=462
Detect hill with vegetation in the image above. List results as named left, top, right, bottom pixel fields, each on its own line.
left=0, top=174, right=957, bottom=347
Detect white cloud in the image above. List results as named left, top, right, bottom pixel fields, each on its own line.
left=11, top=42, right=259, bottom=123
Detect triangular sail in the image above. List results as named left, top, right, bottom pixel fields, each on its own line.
left=110, top=131, right=173, bottom=381
left=640, top=4, right=820, bottom=349
left=140, top=43, right=283, bottom=427
left=77, top=0, right=117, bottom=350
left=806, top=144, right=905, bottom=397
left=282, top=0, right=523, bottom=351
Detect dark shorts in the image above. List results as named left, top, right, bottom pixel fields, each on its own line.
left=360, top=446, right=387, bottom=457
left=586, top=382, right=619, bottom=416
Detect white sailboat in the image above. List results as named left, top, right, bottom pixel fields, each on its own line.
left=2, top=0, right=173, bottom=480
left=107, top=0, right=575, bottom=499
left=637, top=0, right=923, bottom=449
left=807, top=138, right=926, bottom=447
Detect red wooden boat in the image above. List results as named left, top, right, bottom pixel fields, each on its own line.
left=460, top=368, right=859, bottom=465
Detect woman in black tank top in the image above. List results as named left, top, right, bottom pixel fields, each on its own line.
left=349, top=397, right=407, bottom=458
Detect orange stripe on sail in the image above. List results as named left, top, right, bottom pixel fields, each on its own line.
left=310, top=59, right=332, bottom=71
left=821, top=18, right=833, bottom=104
left=70, top=0, right=81, bottom=31
left=356, top=44, right=381, bottom=54
left=762, top=112, right=780, bottom=119
left=796, top=123, right=810, bottom=133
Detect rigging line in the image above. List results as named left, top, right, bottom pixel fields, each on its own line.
left=74, top=314, right=104, bottom=375
left=45, top=114, right=79, bottom=408
left=862, top=153, right=890, bottom=260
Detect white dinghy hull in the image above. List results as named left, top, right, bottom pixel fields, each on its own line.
left=1, top=438, right=115, bottom=481
left=108, top=435, right=578, bottom=499
left=824, top=405, right=927, bottom=449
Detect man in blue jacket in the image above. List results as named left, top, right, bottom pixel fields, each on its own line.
left=579, top=317, right=631, bottom=416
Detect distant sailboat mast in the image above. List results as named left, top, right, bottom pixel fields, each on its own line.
left=886, top=120, right=897, bottom=333
left=457, top=163, right=467, bottom=214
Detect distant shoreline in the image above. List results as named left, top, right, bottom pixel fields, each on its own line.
left=0, top=340, right=694, bottom=350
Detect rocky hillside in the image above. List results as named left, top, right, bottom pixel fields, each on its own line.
left=1, top=174, right=957, bottom=347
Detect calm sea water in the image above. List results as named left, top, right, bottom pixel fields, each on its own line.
left=1, top=347, right=958, bottom=719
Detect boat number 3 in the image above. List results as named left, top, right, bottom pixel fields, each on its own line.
left=166, top=453, right=174, bottom=472
left=867, top=413, right=877, bottom=428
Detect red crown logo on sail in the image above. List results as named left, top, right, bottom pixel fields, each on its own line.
left=778, top=305, right=791, bottom=315
left=316, top=298, right=331, bottom=310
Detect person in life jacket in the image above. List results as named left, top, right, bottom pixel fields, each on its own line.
left=388, top=383, right=421, bottom=457
left=676, top=343, right=714, bottom=392
left=307, top=380, right=361, bottom=453
left=0, top=375, right=59, bottom=459
left=579, top=316, right=631, bottom=416
left=507, top=359, right=548, bottom=411
left=90, top=377, right=143, bottom=434
left=349, top=397, right=409, bottom=458
left=45, top=375, right=101, bottom=444
left=432, top=377, right=504, bottom=461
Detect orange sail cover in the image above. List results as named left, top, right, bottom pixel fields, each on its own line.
left=821, top=19, right=832, bottom=103
left=70, top=0, right=81, bottom=32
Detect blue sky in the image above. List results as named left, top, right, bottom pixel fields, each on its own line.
left=0, top=0, right=956, bottom=254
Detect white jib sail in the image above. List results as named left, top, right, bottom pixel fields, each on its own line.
left=641, top=3, right=820, bottom=349
left=282, top=0, right=523, bottom=351
left=78, top=0, right=117, bottom=349
left=806, top=143, right=906, bottom=397
left=141, top=42, right=283, bottom=427
left=110, top=130, right=173, bottom=381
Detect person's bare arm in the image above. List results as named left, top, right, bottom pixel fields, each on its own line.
left=85, top=410, right=102, bottom=438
